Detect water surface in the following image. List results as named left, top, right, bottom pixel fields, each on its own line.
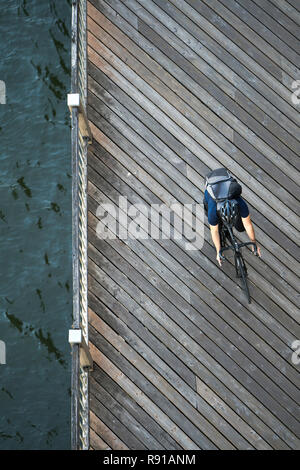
left=0, top=0, right=72, bottom=449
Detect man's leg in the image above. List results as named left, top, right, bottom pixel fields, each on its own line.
left=234, top=213, right=245, bottom=232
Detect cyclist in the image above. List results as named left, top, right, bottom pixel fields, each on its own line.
left=204, top=169, right=261, bottom=266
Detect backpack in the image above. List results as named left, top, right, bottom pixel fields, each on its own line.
left=205, top=168, right=242, bottom=202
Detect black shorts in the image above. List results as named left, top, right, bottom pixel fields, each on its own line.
left=234, top=213, right=245, bottom=232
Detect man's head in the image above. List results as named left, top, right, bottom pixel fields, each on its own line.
left=219, top=199, right=239, bottom=226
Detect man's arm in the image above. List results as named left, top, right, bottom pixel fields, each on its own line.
left=242, top=215, right=261, bottom=257
left=210, top=224, right=223, bottom=266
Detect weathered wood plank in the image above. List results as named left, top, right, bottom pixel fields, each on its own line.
left=92, top=365, right=183, bottom=449
left=89, top=273, right=256, bottom=449
left=91, top=391, right=148, bottom=449
left=87, top=89, right=300, bottom=271
left=88, top=145, right=300, bottom=344
left=87, top=66, right=300, bottom=273
left=87, top=26, right=300, bottom=215
left=252, top=0, right=300, bottom=37
left=87, top=206, right=300, bottom=439
left=89, top=263, right=285, bottom=449
left=90, top=0, right=300, bottom=158
left=90, top=310, right=244, bottom=449
left=90, top=410, right=128, bottom=449
left=133, top=0, right=300, bottom=126
left=88, top=0, right=300, bottom=202
left=89, top=265, right=197, bottom=389
left=87, top=215, right=300, bottom=447
left=202, top=0, right=300, bottom=67
left=87, top=181, right=300, bottom=407
left=222, top=0, right=300, bottom=57
left=89, top=249, right=285, bottom=449
left=87, top=126, right=300, bottom=349
left=268, top=0, right=300, bottom=25
left=166, top=0, right=298, bottom=113
left=87, top=0, right=300, bottom=450
left=89, top=428, right=111, bottom=450
left=88, top=100, right=300, bottom=289
left=88, top=128, right=300, bottom=312
left=90, top=157, right=297, bottom=374
left=89, top=337, right=204, bottom=449
left=195, top=377, right=272, bottom=450
left=167, top=0, right=288, bottom=79
left=285, top=0, right=300, bottom=14
left=87, top=35, right=300, bottom=248
left=91, top=376, right=165, bottom=449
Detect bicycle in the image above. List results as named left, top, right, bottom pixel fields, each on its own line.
left=219, top=221, right=258, bottom=304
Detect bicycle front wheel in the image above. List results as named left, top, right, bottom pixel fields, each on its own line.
left=236, top=255, right=251, bottom=304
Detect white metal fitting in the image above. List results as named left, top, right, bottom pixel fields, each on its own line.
left=68, top=329, right=93, bottom=370
left=68, top=328, right=82, bottom=345
left=67, top=93, right=80, bottom=107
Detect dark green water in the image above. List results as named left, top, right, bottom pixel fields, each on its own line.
left=0, top=0, right=72, bottom=449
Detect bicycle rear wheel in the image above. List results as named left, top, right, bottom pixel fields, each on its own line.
left=235, top=254, right=251, bottom=303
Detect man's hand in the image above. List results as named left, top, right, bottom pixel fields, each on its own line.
left=216, top=252, right=223, bottom=266
left=251, top=243, right=261, bottom=257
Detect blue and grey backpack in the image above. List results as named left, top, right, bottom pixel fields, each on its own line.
left=205, top=168, right=242, bottom=202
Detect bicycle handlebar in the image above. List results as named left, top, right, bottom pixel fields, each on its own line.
left=219, top=245, right=234, bottom=257
left=219, top=242, right=258, bottom=259
left=238, top=241, right=258, bottom=256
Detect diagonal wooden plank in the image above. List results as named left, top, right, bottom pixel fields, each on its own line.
left=91, top=376, right=165, bottom=449
left=269, top=0, right=300, bottom=25
left=223, top=0, right=300, bottom=56
left=89, top=428, right=111, bottom=450
left=86, top=21, right=300, bottom=214
left=87, top=207, right=300, bottom=438
left=87, top=0, right=300, bottom=451
left=90, top=410, right=129, bottom=449
left=87, top=65, right=300, bottom=271
left=92, top=365, right=183, bottom=449
left=87, top=38, right=300, bottom=247
left=88, top=262, right=286, bottom=449
left=251, top=0, right=300, bottom=37
left=89, top=341, right=202, bottom=449
left=203, top=0, right=300, bottom=69
left=90, top=308, right=238, bottom=449
left=89, top=109, right=298, bottom=324
left=88, top=0, right=300, bottom=202
left=87, top=185, right=300, bottom=410
left=87, top=153, right=300, bottom=383
left=89, top=278, right=255, bottom=448
left=195, top=377, right=272, bottom=450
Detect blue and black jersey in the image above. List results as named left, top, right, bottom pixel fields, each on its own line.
left=204, top=189, right=249, bottom=227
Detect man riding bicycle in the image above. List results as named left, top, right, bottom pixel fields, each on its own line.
left=204, top=168, right=261, bottom=266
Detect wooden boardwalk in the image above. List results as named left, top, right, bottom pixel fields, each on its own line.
left=86, top=0, right=300, bottom=450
